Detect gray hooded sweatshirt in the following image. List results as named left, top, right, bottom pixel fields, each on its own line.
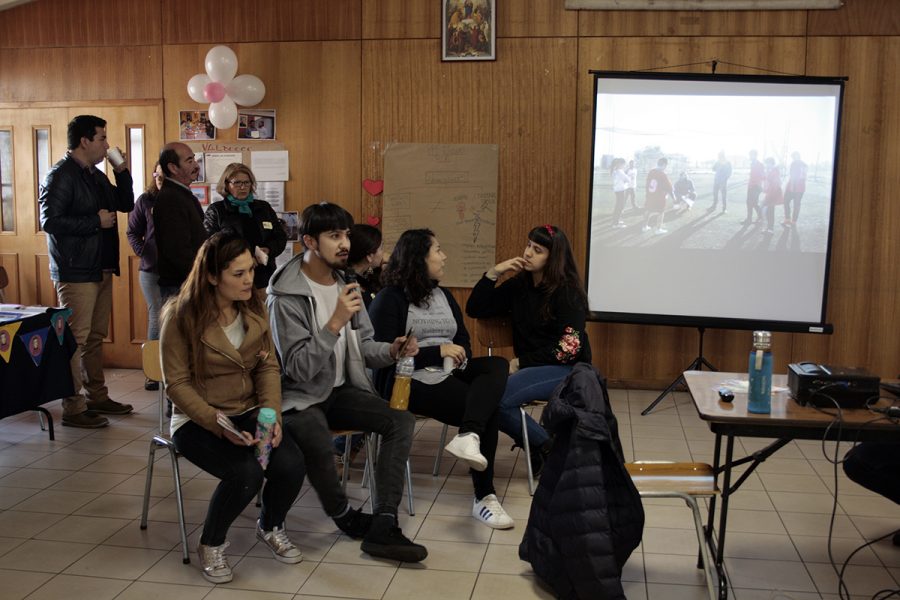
left=266, top=253, right=396, bottom=412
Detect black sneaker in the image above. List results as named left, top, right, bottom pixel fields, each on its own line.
left=144, top=378, right=159, bottom=391
left=361, top=515, right=427, bottom=562
left=528, top=440, right=553, bottom=479
left=893, top=531, right=900, bottom=547
left=333, top=507, right=373, bottom=540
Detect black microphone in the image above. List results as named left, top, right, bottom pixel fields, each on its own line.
left=343, top=270, right=360, bottom=330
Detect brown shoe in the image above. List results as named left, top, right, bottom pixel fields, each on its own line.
left=86, top=398, right=134, bottom=415
left=62, top=410, right=109, bottom=428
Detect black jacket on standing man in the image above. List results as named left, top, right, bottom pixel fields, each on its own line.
left=40, top=154, right=134, bottom=282
left=153, top=179, right=207, bottom=288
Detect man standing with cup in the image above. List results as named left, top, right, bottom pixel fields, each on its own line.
left=40, top=115, right=135, bottom=428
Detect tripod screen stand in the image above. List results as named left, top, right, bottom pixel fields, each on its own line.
left=641, top=327, right=717, bottom=416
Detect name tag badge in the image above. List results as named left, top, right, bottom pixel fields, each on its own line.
left=262, top=221, right=273, bottom=229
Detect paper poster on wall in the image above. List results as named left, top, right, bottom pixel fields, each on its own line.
left=251, top=151, right=289, bottom=181
left=278, top=211, right=300, bottom=241
left=256, top=181, right=285, bottom=213
left=275, top=242, right=294, bottom=270
left=204, top=152, right=243, bottom=187
left=382, top=143, right=498, bottom=288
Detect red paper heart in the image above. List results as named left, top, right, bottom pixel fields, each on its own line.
left=362, top=179, right=384, bottom=196
left=366, top=215, right=380, bottom=226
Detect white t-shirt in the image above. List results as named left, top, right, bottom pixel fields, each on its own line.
left=303, top=271, right=347, bottom=387
left=407, top=288, right=456, bottom=385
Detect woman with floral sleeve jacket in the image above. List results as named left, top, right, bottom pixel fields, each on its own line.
left=466, top=224, right=592, bottom=474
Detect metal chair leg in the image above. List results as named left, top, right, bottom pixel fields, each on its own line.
left=521, top=406, right=535, bottom=495
left=140, top=442, right=158, bottom=529
left=166, top=443, right=190, bottom=564
left=405, top=459, right=415, bottom=516
left=685, top=495, right=717, bottom=600
left=340, top=433, right=352, bottom=493
left=433, top=423, right=449, bottom=476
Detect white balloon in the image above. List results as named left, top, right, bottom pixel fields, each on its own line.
left=205, top=45, right=238, bottom=83
left=187, top=73, right=211, bottom=104
left=208, top=97, right=238, bottom=129
left=227, top=74, right=266, bottom=107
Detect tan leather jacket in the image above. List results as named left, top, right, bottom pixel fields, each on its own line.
left=160, top=306, right=282, bottom=436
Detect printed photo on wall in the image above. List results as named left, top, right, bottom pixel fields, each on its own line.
left=194, top=152, right=206, bottom=183
left=278, top=211, right=300, bottom=241
left=179, top=110, right=216, bottom=141
left=190, top=184, right=209, bottom=207
left=238, top=109, right=276, bottom=140
left=442, top=0, right=495, bottom=61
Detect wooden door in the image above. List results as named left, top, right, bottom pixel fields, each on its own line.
left=0, top=101, right=164, bottom=368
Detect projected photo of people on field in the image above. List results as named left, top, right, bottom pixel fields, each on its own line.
left=591, top=91, right=836, bottom=253
left=585, top=75, right=842, bottom=327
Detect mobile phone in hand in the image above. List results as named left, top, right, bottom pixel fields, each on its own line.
left=396, top=327, right=414, bottom=357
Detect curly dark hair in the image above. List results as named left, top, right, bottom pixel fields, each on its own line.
left=380, top=228, right=438, bottom=307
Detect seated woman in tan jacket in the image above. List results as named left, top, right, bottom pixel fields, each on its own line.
left=160, top=231, right=305, bottom=584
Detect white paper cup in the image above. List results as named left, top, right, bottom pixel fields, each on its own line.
left=107, top=148, right=125, bottom=168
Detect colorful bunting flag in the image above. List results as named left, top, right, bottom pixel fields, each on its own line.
left=0, top=320, right=21, bottom=364
left=19, top=326, right=49, bottom=367
left=50, top=308, right=72, bottom=345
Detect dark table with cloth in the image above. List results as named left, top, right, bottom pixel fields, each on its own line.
left=0, top=307, right=76, bottom=439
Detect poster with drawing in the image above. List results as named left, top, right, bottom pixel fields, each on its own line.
left=383, top=143, right=498, bottom=288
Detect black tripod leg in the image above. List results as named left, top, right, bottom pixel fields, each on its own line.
left=641, top=371, right=687, bottom=416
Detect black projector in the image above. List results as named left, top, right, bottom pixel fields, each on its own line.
left=788, top=363, right=881, bottom=408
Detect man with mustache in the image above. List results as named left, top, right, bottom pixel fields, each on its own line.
left=267, top=202, right=427, bottom=563
left=153, top=142, right=207, bottom=300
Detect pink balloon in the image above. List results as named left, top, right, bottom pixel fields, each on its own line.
left=203, top=81, right=226, bottom=103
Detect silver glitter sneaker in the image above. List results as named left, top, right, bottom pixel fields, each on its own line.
left=198, top=541, right=232, bottom=583
left=256, top=521, right=303, bottom=564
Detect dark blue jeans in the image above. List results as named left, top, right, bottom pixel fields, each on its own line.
left=172, top=412, right=305, bottom=546
left=499, top=365, right=572, bottom=449
left=282, top=384, right=415, bottom=518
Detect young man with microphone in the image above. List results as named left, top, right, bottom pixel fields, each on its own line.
left=266, top=202, right=426, bottom=563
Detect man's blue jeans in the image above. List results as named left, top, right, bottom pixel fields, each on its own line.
left=499, top=365, right=572, bottom=449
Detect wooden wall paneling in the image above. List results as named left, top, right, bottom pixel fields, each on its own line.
left=0, top=0, right=161, bottom=49
left=792, top=36, right=900, bottom=379
left=0, top=46, right=163, bottom=103
left=498, top=0, right=579, bottom=38
left=574, top=37, right=808, bottom=386
left=161, top=0, right=360, bottom=44
left=362, top=0, right=440, bottom=40
left=808, top=0, right=900, bottom=36
left=0, top=254, right=19, bottom=303
left=361, top=38, right=578, bottom=263
left=577, top=7, right=807, bottom=38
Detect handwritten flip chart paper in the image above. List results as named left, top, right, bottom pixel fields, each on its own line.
left=383, top=143, right=498, bottom=288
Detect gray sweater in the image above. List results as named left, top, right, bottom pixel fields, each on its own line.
left=266, top=253, right=395, bottom=412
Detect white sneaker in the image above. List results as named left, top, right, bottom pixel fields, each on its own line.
left=641, top=225, right=651, bottom=232
left=445, top=433, right=488, bottom=471
left=198, top=541, right=233, bottom=583
left=654, top=227, right=668, bottom=235
left=473, top=494, right=514, bottom=529
left=256, top=520, right=303, bottom=564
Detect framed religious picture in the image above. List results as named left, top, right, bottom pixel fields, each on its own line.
left=442, top=0, right=495, bottom=61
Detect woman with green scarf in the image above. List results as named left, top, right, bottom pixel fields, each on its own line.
left=206, top=163, right=288, bottom=290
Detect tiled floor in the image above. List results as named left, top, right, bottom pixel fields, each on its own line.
left=1, top=370, right=899, bottom=599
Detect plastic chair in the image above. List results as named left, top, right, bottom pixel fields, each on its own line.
left=626, top=461, right=720, bottom=600
left=139, top=341, right=190, bottom=564
left=475, top=316, right=546, bottom=495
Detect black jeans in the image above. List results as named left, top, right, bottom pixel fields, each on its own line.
left=843, top=442, right=900, bottom=505
left=172, top=412, right=305, bottom=546
left=409, top=356, right=507, bottom=499
left=282, top=384, right=415, bottom=518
